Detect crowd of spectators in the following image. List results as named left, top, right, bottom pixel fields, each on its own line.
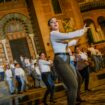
left=0, top=44, right=105, bottom=96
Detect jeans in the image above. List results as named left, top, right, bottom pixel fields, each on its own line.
left=54, top=54, right=78, bottom=105
left=20, top=76, right=26, bottom=92
left=16, top=76, right=22, bottom=92
left=6, top=78, right=14, bottom=93
left=79, top=66, right=90, bottom=90
left=42, top=72, right=55, bottom=102
left=92, top=55, right=100, bottom=71
left=0, top=72, right=4, bottom=81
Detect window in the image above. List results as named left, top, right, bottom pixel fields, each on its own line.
left=51, top=0, right=62, bottom=14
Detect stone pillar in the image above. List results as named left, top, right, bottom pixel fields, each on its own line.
left=67, top=0, right=84, bottom=29
left=29, top=34, right=37, bottom=57
left=1, top=39, right=9, bottom=63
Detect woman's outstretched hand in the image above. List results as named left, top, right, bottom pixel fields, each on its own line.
left=83, top=24, right=90, bottom=33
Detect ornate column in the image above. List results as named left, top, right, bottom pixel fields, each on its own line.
left=29, top=34, right=37, bottom=57
left=1, top=39, right=9, bottom=63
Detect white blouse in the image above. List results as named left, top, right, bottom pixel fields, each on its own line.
left=50, top=29, right=85, bottom=53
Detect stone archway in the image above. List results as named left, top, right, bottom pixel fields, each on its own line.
left=84, top=19, right=101, bottom=43
left=0, top=13, right=35, bottom=62
left=97, top=16, right=105, bottom=41
left=84, top=19, right=95, bottom=43
left=0, top=13, right=33, bottom=38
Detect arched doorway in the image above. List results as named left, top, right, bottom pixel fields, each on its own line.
left=84, top=19, right=100, bottom=43
left=9, top=37, right=30, bottom=62
left=0, top=13, right=34, bottom=62
left=97, top=16, right=105, bottom=41
left=84, top=19, right=95, bottom=43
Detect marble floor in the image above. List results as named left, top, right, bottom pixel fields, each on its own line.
left=53, top=84, right=105, bottom=105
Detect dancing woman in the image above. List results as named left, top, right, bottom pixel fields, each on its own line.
left=49, top=17, right=89, bottom=105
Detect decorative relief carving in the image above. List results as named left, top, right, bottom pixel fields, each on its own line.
left=62, top=17, right=75, bottom=32
left=0, top=13, right=33, bottom=39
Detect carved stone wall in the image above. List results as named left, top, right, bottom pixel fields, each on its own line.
left=82, top=9, right=105, bottom=43
left=0, top=0, right=36, bottom=62
left=32, top=0, right=85, bottom=58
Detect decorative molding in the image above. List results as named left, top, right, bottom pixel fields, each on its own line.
left=80, top=1, right=105, bottom=12
left=62, top=18, right=75, bottom=32
left=0, top=13, right=33, bottom=39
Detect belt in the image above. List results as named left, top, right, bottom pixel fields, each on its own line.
left=55, top=53, right=69, bottom=56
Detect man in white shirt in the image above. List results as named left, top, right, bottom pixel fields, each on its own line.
left=88, top=44, right=99, bottom=71
left=15, top=63, right=27, bottom=93
left=38, top=52, right=55, bottom=105
left=75, top=46, right=91, bottom=92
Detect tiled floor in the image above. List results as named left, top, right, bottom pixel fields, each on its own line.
left=52, top=84, right=105, bottom=105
